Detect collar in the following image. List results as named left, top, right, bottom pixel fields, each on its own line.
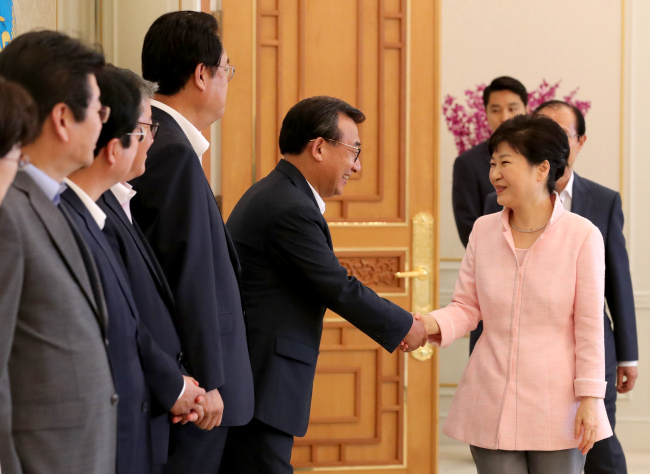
left=151, top=100, right=209, bottom=161
left=23, top=164, right=67, bottom=204
left=64, top=178, right=107, bottom=230
left=110, top=182, right=137, bottom=206
left=559, top=170, right=574, bottom=199
left=306, top=181, right=326, bottom=214
left=500, top=192, right=565, bottom=249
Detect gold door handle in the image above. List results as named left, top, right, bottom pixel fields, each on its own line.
left=395, top=265, right=429, bottom=281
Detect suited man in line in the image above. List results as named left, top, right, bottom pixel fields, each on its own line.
left=97, top=68, right=197, bottom=473
left=452, top=76, right=528, bottom=247
left=482, top=100, right=638, bottom=474
left=0, top=31, right=117, bottom=474
left=130, top=11, right=254, bottom=472
left=223, top=96, right=428, bottom=473
left=61, top=65, right=206, bottom=474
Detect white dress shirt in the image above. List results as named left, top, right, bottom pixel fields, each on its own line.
left=64, top=179, right=107, bottom=230
left=110, top=182, right=137, bottom=223
left=559, top=171, right=637, bottom=368
left=558, top=170, right=574, bottom=212
left=151, top=100, right=209, bottom=161
left=306, top=181, right=326, bottom=215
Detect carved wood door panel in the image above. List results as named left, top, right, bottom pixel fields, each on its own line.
left=222, top=0, right=440, bottom=472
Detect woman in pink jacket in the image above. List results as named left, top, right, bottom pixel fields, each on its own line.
left=421, top=114, right=611, bottom=473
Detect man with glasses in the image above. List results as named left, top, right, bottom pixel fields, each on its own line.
left=223, top=96, right=427, bottom=473
left=130, top=11, right=253, bottom=473
left=0, top=31, right=117, bottom=474
left=483, top=101, right=638, bottom=474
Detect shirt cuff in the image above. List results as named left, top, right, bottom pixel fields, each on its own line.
left=177, top=378, right=186, bottom=400
left=618, top=361, right=638, bottom=367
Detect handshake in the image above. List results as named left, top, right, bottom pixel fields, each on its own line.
left=169, top=376, right=225, bottom=430
left=398, top=312, right=441, bottom=352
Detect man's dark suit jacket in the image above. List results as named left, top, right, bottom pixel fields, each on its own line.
left=452, top=140, right=493, bottom=247
left=478, top=173, right=638, bottom=362
left=61, top=189, right=184, bottom=474
left=129, top=106, right=254, bottom=427
left=98, top=190, right=186, bottom=465
left=226, top=159, right=414, bottom=437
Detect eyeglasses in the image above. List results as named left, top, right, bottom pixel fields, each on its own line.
left=127, top=121, right=160, bottom=142
left=219, top=64, right=236, bottom=82
left=99, top=105, right=111, bottom=124
left=309, top=138, right=361, bottom=162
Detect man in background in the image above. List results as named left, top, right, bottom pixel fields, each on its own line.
left=452, top=76, right=528, bottom=247
left=483, top=100, right=638, bottom=474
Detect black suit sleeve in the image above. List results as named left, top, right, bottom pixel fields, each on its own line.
left=267, top=202, right=413, bottom=352
left=137, top=143, right=225, bottom=391
left=605, top=193, right=638, bottom=362
left=483, top=192, right=501, bottom=215
left=136, top=320, right=185, bottom=411
left=452, top=156, right=481, bottom=248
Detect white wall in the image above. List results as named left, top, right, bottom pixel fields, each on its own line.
left=438, top=0, right=650, bottom=454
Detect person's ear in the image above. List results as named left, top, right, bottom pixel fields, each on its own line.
left=194, top=63, right=208, bottom=92
left=49, top=103, right=72, bottom=142
left=104, top=138, right=122, bottom=167
left=310, top=137, right=325, bottom=163
left=577, top=134, right=587, bottom=153
left=538, top=160, right=550, bottom=182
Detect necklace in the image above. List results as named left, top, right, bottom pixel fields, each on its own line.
left=510, top=221, right=547, bottom=233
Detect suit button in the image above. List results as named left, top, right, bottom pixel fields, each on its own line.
left=141, top=402, right=149, bottom=412
left=104, top=338, right=110, bottom=348
left=111, top=394, right=119, bottom=406
left=177, top=352, right=183, bottom=363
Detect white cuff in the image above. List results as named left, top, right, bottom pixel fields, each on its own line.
left=618, top=361, right=638, bottom=367
left=177, top=378, right=187, bottom=400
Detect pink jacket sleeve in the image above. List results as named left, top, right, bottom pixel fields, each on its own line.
left=573, top=227, right=607, bottom=399
left=428, top=229, right=481, bottom=348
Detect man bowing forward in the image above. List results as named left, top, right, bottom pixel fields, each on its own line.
left=223, top=96, right=427, bottom=473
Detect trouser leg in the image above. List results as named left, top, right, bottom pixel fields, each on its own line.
left=163, top=424, right=228, bottom=474
left=527, top=448, right=586, bottom=474
left=219, top=418, right=294, bottom=474
left=469, top=446, right=528, bottom=474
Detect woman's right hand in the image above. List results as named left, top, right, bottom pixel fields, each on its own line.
left=413, top=312, right=441, bottom=335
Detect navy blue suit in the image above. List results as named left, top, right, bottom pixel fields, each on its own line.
left=221, top=160, right=413, bottom=473
left=481, top=173, right=638, bottom=474
left=98, top=190, right=186, bottom=468
left=61, top=189, right=184, bottom=474
left=452, top=141, right=493, bottom=247
left=130, top=106, right=254, bottom=473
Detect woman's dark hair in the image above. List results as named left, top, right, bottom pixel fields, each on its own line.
left=279, top=96, right=366, bottom=156
left=0, top=77, right=38, bottom=157
left=483, top=76, right=528, bottom=108
left=94, top=65, right=142, bottom=156
left=488, top=114, right=569, bottom=195
left=533, top=100, right=586, bottom=137
left=0, top=30, right=105, bottom=130
left=142, top=11, right=222, bottom=96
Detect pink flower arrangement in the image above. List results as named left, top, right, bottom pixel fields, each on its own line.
left=443, top=80, right=592, bottom=155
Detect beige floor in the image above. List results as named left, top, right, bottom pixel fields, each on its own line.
left=439, top=444, right=650, bottom=473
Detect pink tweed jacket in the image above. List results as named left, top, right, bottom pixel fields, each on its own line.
left=429, top=195, right=612, bottom=450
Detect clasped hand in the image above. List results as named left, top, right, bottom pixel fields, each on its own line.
left=170, top=377, right=225, bottom=431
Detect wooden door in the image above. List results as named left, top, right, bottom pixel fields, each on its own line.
left=221, top=0, right=440, bottom=471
